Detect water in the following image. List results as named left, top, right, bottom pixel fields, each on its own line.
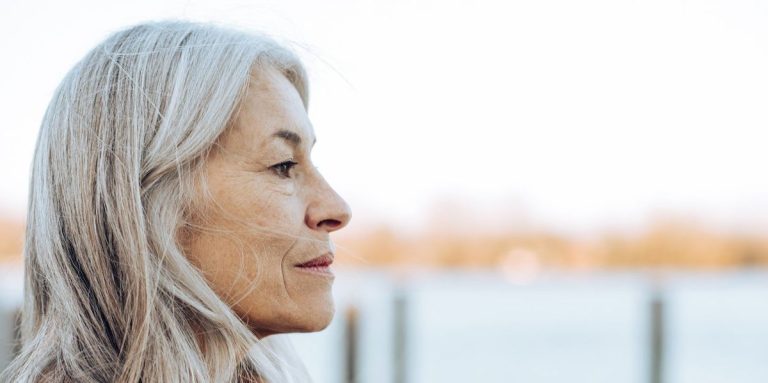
left=1, top=265, right=767, bottom=382
left=406, top=274, right=648, bottom=383
left=665, top=273, right=768, bottom=383
left=291, top=269, right=768, bottom=383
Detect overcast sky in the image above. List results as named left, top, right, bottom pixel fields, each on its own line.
left=2, top=0, right=768, bottom=236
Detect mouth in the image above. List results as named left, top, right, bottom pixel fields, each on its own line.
left=294, top=253, right=334, bottom=277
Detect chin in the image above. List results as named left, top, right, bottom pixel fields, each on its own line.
left=293, top=300, right=336, bottom=333
left=245, top=299, right=336, bottom=336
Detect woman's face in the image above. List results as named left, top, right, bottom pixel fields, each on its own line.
left=182, top=67, right=351, bottom=337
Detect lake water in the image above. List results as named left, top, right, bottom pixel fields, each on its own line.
left=290, top=269, right=768, bottom=383
left=1, top=266, right=767, bottom=382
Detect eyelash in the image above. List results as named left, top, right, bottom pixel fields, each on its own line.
left=269, top=160, right=298, bottom=179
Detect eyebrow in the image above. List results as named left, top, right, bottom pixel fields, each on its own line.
left=272, top=129, right=317, bottom=148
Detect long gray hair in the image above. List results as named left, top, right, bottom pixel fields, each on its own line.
left=1, top=21, right=313, bottom=382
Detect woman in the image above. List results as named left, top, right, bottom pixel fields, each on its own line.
left=1, top=20, right=350, bottom=383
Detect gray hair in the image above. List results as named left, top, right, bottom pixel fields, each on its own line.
left=2, top=21, right=312, bottom=382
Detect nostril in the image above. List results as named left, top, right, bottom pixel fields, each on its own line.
left=318, top=219, right=342, bottom=231
left=305, top=197, right=351, bottom=233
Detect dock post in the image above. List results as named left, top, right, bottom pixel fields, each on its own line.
left=649, top=288, right=665, bottom=383
left=393, top=288, right=408, bottom=383
left=344, top=305, right=359, bottom=383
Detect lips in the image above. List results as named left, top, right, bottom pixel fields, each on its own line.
left=294, top=253, right=334, bottom=268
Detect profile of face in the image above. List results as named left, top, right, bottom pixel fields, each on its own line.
left=182, top=66, right=351, bottom=337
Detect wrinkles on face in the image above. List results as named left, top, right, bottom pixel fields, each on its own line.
left=182, top=67, right=348, bottom=337
left=279, top=235, right=300, bottom=303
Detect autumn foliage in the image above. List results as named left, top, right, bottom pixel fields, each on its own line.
left=336, top=220, right=768, bottom=270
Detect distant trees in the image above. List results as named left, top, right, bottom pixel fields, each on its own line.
left=336, top=220, right=768, bottom=270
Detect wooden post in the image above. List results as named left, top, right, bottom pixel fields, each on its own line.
left=344, top=306, right=359, bottom=383
left=393, top=288, right=408, bottom=383
left=649, top=288, right=665, bottom=383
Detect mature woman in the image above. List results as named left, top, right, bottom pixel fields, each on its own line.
left=1, top=21, right=350, bottom=382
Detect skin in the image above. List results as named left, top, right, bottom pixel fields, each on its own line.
left=182, top=66, right=351, bottom=337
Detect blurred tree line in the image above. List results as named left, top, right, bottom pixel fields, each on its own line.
left=337, top=219, right=768, bottom=270
left=0, top=217, right=23, bottom=262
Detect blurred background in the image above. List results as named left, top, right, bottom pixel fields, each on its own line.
left=2, top=0, right=768, bottom=382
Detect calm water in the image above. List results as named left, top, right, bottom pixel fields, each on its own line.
left=1, top=266, right=767, bottom=382
left=290, top=269, right=768, bottom=383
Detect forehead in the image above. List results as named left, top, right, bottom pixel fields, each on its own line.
left=224, top=67, right=314, bottom=151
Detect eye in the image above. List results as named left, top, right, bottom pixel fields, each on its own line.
left=269, top=160, right=298, bottom=179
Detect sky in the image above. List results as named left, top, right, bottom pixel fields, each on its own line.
left=1, top=0, right=768, bottom=236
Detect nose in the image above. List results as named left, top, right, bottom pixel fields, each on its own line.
left=305, top=177, right=351, bottom=233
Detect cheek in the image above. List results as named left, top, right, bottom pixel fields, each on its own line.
left=269, top=180, right=297, bottom=196
left=210, top=172, right=302, bottom=232
left=184, top=168, right=338, bottom=333
left=182, top=213, right=296, bottom=331
left=183, top=177, right=308, bottom=314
